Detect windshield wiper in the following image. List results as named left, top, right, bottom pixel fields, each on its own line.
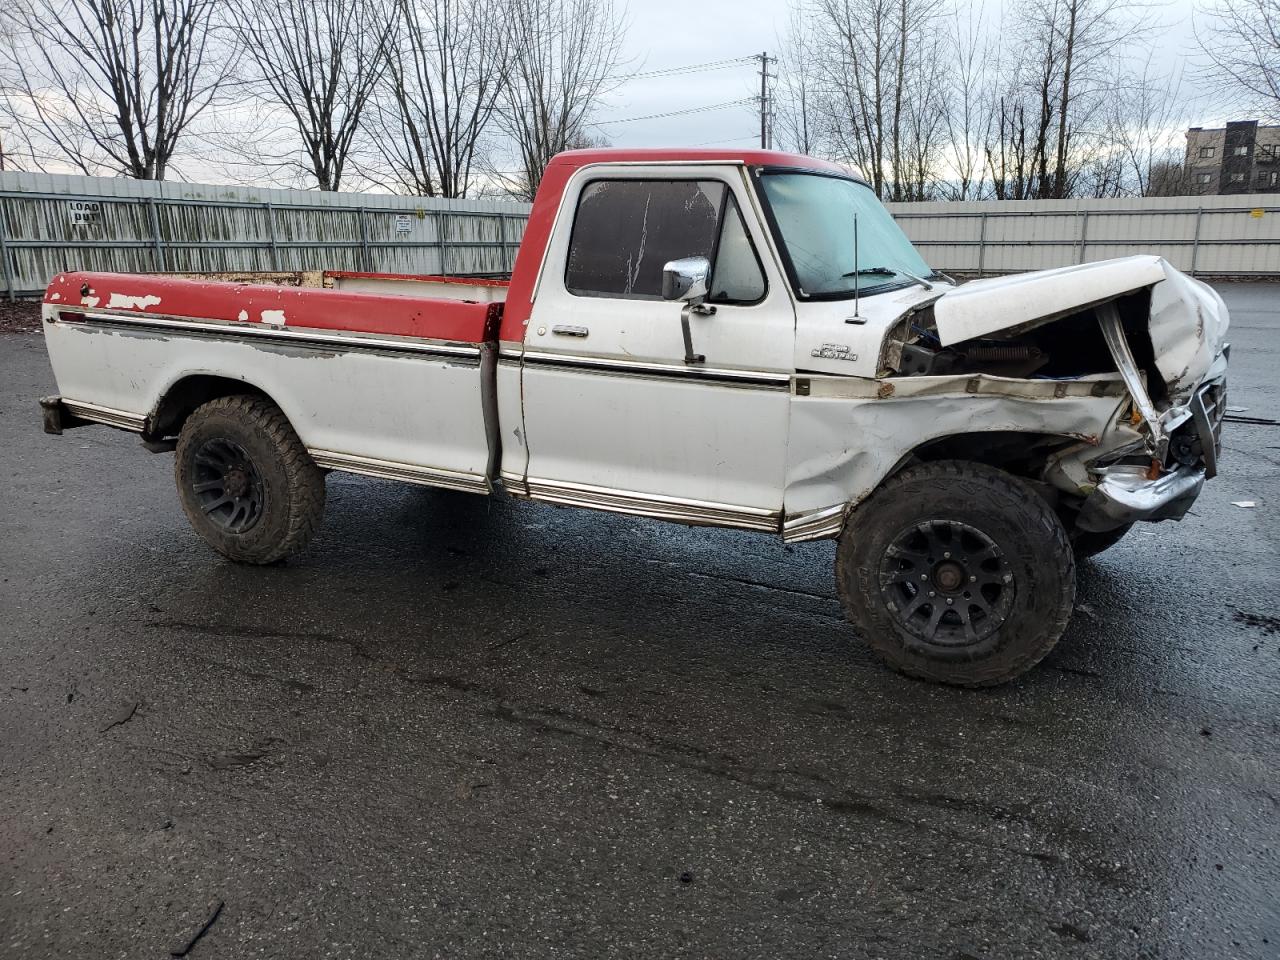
left=842, top=265, right=935, bottom=291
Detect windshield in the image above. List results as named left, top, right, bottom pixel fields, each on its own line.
left=759, top=171, right=933, bottom=299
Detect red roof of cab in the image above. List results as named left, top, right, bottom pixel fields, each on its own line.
left=545, top=147, right=855, bottom=178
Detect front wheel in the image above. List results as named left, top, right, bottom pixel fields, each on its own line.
left=835, top=460, right=1076, bottom=687
left=175, top=395, right=326, bottom=564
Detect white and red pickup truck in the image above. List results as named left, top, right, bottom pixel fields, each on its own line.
left=38, top=148, right=1229, bottom=686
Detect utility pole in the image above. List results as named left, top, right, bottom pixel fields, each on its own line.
left=757, top=51, right=774, bottom=149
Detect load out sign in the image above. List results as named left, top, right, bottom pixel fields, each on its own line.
left=67, top=201, right=102, bottom=227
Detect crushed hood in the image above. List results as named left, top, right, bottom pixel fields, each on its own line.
left=929, top=255, right=1229, bottom=402
left=931, top=256, right=1168, bottom=347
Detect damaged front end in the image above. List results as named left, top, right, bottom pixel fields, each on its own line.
left=884, top=256, right=1230, bottom=534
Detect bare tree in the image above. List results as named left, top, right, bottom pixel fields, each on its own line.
left=969, top=0, right=1154, bottom=200
left=1196, top=0, right=1280, bottom=121
left=775, top=5, right=821, bottom=155
left=1105, top=56, right=1187, bottom=196
left=225, top=0, right=394, bottom=191
left=985, top=88, right=1034, bottom=199
left=1019, top=0, right=1151, bottom=198
left=937, top=3, right=996, bottom=199
left=498, top=0, right=626, bottom=201
left=807, top=0, right=948, bottom=200
left=0, top=0, right=227, bottom=178
left=779, top=0, right=1168, bottom=202
left=0, top=16, right=17, bottom=171
left=367, top=0, right=510, bottom=197
left=1145, top=157, right=1192, bottom=196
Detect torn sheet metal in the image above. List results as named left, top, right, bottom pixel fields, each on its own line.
left=1096, top=301, right=1164, bottom=447
left=1148, top=260, right=1231, bottom=401
left=782, top=373, right=1132, bottom=533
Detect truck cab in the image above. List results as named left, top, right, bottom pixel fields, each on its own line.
left=37, top=148, right=1230, bottom=687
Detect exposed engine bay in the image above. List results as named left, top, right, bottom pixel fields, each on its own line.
left=884, top=288, right=1161, bottom=386
left=850, top=257, right=1231, bottom=538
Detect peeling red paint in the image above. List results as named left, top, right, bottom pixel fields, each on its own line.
left=45, top=271, right=493, bottom=344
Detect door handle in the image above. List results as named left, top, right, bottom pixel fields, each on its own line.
left=552, top=324, right=589, bottom=338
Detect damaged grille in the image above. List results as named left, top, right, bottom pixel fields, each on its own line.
left=1175, top=380, right=1226, bottom=479
left=1199, top=382, right=1226, bottom=445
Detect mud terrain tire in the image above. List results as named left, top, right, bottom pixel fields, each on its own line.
left=835, top=460, right=1075, bottom=687
left=175, top=395, right=325, bottom=564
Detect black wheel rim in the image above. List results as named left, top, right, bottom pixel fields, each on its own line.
left=191, top=438, right=264, bottom=534
left=878, top=520, right=1015, bottom=647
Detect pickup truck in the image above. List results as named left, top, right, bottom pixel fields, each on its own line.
left=37, top=148, right=1229, bottom=687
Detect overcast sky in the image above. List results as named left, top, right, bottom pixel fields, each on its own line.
left=159, top=0, right=1248, bottom=189
left=588, top=0, right=1233, bottom=152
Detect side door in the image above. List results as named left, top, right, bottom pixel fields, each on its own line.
left=517, top=165, right=795, bottom=530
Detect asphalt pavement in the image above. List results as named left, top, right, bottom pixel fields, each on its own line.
left=1, top=285, right=1277, bottom=959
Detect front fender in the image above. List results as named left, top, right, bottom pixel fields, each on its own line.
left=782, top=373, right=1130, bottom=541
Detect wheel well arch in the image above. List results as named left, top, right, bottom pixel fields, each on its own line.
left=148, top=374, right=273, bottom=439
left=889, top=430, right=1084, bottom=483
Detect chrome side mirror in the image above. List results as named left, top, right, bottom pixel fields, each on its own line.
left=661, top=257, right=710, bottom=303
left=662, top=256, right=714, bottom=366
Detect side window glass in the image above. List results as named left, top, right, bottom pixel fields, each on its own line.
left=708, top=197, right=766, bottom=304
left=566, top=180, right=726, bottom=299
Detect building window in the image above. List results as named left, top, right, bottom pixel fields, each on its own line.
left=1199, top=146, right=1216, bottom=158
left=1229, top=172, right=1246, bottom=183
left=1260, top=171, right=1279, bottom=188
left=1232, top=145, right=1250, bottom=156
left=1196, top=173, right=1213, bottom=184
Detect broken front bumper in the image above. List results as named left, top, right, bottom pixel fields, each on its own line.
left=1076, top=463, right=1205, bottom=532
left=1077, top=354, right=1226, bottom=533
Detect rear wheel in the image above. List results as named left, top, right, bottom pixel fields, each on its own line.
left=835, top=460, right=1076, bottom=687
left=175, top=395, right=325, bottom=564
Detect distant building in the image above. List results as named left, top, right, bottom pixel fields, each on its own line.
left=1185, top=121, right=1280, bottom=195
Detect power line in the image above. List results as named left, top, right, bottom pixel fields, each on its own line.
left=590, top=98, right=756, bottom=127
left=610, top=57, right=756, bottom=83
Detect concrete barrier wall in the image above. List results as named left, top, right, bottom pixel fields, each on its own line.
left=886, top=194, right=1280, bottom=277
left=0, top=171, right=531, bottom=299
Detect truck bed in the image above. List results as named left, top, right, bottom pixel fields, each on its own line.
left=42, top=271, right=503, bottom=493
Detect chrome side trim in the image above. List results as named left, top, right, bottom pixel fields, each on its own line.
left=310, top=449, right=490, bottom=494
left=499, top=469, right=530, bottom=496
left=521, top=348, right=791, bottom=389
left=54, top=308, right=482, bottom=361
left=782, top=504, right=847, bottom=542
left=524, top=476, right=780, bottom=531
left=61, top=399, right=147, bottom=433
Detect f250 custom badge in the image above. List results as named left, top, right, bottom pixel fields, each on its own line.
left=811, top=343, right=858, bottom=362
